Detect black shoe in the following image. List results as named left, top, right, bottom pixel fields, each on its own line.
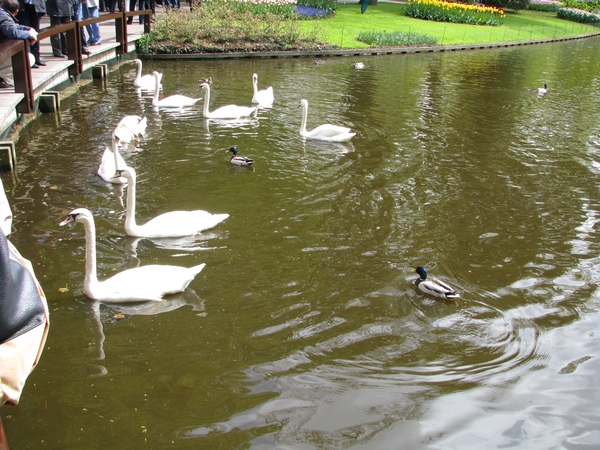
left=36, top=60, right=46, bottom=66
left=53, top=53, right=67, bottom=58
left=82, top=48, right=91, bottom=55
left=126, top=18, right=133, bottom=24
left=0, top=79, right=14, bottom=88
left=32, top=63, right=39, bottom=69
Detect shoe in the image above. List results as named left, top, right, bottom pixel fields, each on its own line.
left=126, top=18, right=133, bottom=24
left=0, top=79, right=14, bottom=89
left=88, top=40, right=102, bottom=46
left=53, top=53, right=67, bottom=58
left=35, top=60, right=46, bottom=66
left=32, top=63, right=39, bottom=69
left=82, top=48, right=91, bottom=55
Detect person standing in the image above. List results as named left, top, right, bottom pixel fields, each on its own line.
left=71, top=0, right=90, bottom=54
left=82, top=0, right=100, bottom=45
left=45, top=0, right=72, bottom=57
left=17, top=0, right=45, bottom=66
left=0, top=0, right=36, bottom=88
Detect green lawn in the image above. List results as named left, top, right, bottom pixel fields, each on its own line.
left=301, top=2, right=600, bottom=48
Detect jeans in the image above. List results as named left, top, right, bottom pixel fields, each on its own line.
left=82, top=5, right=101, bottom=43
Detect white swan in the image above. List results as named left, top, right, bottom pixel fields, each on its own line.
left=353, top=62, right=365, bottom=69
left=251, top=73, right=274, bottom=106
left=133, top=59, right=162, bottom=90
left=114, top=115, right=147, bottom=144
left=97, top=133, right=129, bottom=184
left=59, top=208, right=206, bottom=302
left=298, top=99, right=356, bottom=143
left=199, top=82, right=256, bottom=119
left=116, top=167, right=229, bottom=238
left=152, top=72, right=202, bottom=108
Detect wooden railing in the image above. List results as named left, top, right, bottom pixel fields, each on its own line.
left=1, top=10, right=152, bottom=114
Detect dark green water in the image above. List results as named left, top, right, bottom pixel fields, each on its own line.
left=2, top=36, right=600, bottom=449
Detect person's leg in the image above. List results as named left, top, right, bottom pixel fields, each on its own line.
left=127, top=0, right=135, bottom=23
left=138, top=0, right=146, bottom=23
left=49, top=15, right=64, bottom=56
left=60, top=16, right=71, bottom=56
left=86, top=7, right=101, bottom=44
left=0, top=58, right=14, bottom=86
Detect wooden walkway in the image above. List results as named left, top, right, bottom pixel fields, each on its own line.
left=0, top=15, right=145, bottom=140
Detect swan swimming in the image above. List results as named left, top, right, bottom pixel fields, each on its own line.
left=115, top=167, right=229, bottom=238
left=198, top=82, right=256, bottom=119
left=97, top=133, right=129, bottom=184
left=414, top=266, right=460, bottom=300
left=114, top=115, right=147, bottom=144
left=152, top=72, right=202, bottom=108
left=353, top=62, right=365, bottom=69
left=132, top=59, right=162, bottom=90
left=298, top=99, right=356, bottom=143
left=251, top=73, right=274, bottom=106
left=59, top=208, right=206, bottom=302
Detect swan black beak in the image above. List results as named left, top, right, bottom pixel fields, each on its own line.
left=59, top=214, right=77, bottom=226
left=112, top=170, right=124, bottom=179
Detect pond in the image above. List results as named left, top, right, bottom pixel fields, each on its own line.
left=3, top=36, right=600, bottom=449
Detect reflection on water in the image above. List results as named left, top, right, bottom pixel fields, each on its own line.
left=3, top=37, right=600, bottom=449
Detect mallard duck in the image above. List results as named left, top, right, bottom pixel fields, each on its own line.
left=353, top=62, right=365, bottom=69
left=537, top=83, right=548, bottom=95
left=229, top=146, right=254, bottom=166
left=414, top=266, right=460, bottom=299
left=315, top=59, right=325, bottom=65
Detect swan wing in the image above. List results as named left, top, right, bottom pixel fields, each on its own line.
left=252, top=86, right=274, bottom=105
left=155, top=95, right=201, bottom=108
left=305, top=123, right=352, bottom=138
left=209, top=104, right=256, bottom=119
left=92, top=263, right=206, bottom=302
left=131, top=210, right=229, bottom=238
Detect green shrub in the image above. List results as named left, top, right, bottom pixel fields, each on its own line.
left=557, top=6, right=600, bottom=22
left=357, top=30, right=438, bottom=45
left=527, top=0, right=563, bottom=11
left=486, top=0, right=531, bottom=11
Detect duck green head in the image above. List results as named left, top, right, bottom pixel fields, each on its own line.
left=230, top=146, right=238, bottom=156
left=416, top=266, right=428, bottom=280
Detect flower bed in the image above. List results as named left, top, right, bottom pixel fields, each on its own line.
left=527, top=0, right=563, bottom=11
left=403, top=0, right=505, bottom=25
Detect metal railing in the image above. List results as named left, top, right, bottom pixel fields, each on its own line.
left=1, top=10, right=152, bottom=114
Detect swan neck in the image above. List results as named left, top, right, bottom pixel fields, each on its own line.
left=82, top=216, right=98, bottom=289
left=153, top=76, right=160, bottom=103
left=202, top=85, right=211, bottom=116
left=124, top=173, right=138, bottom=234
left=300, top=102, right=308, bottom=134
left=253, top=78, right=258, bottom=96
left=112, top=137, right=120, bottom=169
left=135, top=61, right=142, bottom=80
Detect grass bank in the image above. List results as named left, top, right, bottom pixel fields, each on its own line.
left=299, top=3, right=600, bottom=48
